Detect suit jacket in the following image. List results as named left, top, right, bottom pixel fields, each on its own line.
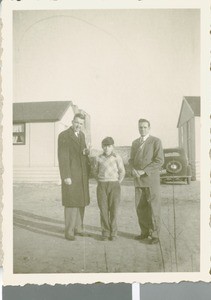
left=58, top=127, right=90, bottom=207
left=129, top=135, right=164, bottom=188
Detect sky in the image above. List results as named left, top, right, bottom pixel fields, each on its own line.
left=13, top=9, right=200, bottom=149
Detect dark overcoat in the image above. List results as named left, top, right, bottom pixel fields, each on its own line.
left=58, top=127, right=90, bottom=207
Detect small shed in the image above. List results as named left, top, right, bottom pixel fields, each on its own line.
left=13, top=101, right=91, bottom=182
left=177, top=96, right=200, bottom=180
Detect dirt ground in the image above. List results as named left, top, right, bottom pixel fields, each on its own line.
left=13, top=179, right=200, bottom=273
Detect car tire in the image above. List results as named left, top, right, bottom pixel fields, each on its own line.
left=166, top=160, right=183, bottom=174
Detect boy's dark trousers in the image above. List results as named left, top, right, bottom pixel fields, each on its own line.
left=97, top=181, right=121, bottom=238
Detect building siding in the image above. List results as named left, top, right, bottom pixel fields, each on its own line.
left=178, top=100, right=194, bottom=127
left=194, top=117, right=200, bottom=180
left=178, top=117, right=199, bottom=181
left=13, top=123, right=30, bottom=167
left=13, top=103, right=91, bottom=182
left=29, top=123, right=55, bottom=167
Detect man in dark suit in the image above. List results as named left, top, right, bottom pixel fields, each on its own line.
left=58, top=113, right=90, bottom=241
left=129, top=119, right=164, bottom=244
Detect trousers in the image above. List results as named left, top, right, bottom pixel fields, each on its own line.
left=64, top=207, right=85, bottom=237
left=97, top=181, right=121, bottom=237
left=135, top=187, right=161, bottom=238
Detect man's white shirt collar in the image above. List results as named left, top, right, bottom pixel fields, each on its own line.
left=140, top=134, right=150, bottom=142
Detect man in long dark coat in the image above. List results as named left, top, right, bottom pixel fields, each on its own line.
left=129, top=118, right=164, bottom=244
left=58, top=113, right=90, bottom=241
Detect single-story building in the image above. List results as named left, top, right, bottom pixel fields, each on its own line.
left=177, top=96, right=200, bottom=180
left=13, top=101, right=91, bottom=182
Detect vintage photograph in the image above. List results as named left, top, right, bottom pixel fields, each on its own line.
left=11, top=9, right=201, bottom=276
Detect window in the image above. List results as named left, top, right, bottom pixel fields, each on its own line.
left=165, top=152, right=180, bottom=157
left=13, top=123, right=25, bottom=145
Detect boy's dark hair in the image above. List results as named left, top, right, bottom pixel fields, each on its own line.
left=102, top=137, right=114, bottom=146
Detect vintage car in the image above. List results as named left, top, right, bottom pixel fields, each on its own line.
left=160, top=147, right=192, bottom=184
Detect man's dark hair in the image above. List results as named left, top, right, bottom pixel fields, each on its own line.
left=73, top=113, right=85, bottom=120
left=138, top=118, right=150, bottom=127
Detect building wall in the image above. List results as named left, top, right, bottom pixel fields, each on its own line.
left=13, top=123, right=30, bottom=166
left=178, top=117, right=197, bottom=180
left=14, top=122, right=55, bottom=167
left=194, top=116, right=200, bottom=180
left=29, top=123, right=55, bottom=166
left=179, top=123, right=188, bottom=154
left=188, top=117, right=196, bottom=179
left=13, top=106, right=91, bottom=182
left=178, top=100, right=194, bottom=127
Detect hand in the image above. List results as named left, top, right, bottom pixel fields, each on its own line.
left=64, top=178, right=72, bottom=185
left=132, top=169, right=140, bottom=178
left=132, top=169, right=145, bottom=177
left=138, top=170, right=145, bottom=176
left=83, top=148, right=90, bottom=155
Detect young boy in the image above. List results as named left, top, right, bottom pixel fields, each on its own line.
left=93, top=137, right=125, bottom=241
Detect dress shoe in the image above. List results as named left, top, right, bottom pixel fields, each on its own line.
left=148, top=237, right=159, bottom=244
left=134, top=233, right=149, bottom=240
left=65, top=234, right=75, bottom=241
left=110, top=236, right=118, bottom=241
left=75, top=231, right=84, bottom=237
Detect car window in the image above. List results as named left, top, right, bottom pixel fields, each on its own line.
left=164, top=152, right=181, bottom=157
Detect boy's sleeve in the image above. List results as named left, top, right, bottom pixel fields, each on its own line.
left=117, top=155, right=125, bottom=183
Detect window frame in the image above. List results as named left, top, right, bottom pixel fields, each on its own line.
left=13, top=123, right=26, bottom=145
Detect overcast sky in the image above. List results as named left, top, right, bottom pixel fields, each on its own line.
left=13, top=9, right=200, bottom=149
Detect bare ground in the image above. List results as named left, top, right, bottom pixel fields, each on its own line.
left=13, top=180, right=200, bottom=273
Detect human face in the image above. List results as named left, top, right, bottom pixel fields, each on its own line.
left=102, top=144, right=114, bottom=156
left=72, top=117, right=84, bottom=133
left=138, top=121, right=150, bottom=137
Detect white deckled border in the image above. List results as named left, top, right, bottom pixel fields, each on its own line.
left=0, top=16, right=3, bottom=267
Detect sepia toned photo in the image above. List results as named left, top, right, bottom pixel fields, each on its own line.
left=2, top=0, right=210, bottom=285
